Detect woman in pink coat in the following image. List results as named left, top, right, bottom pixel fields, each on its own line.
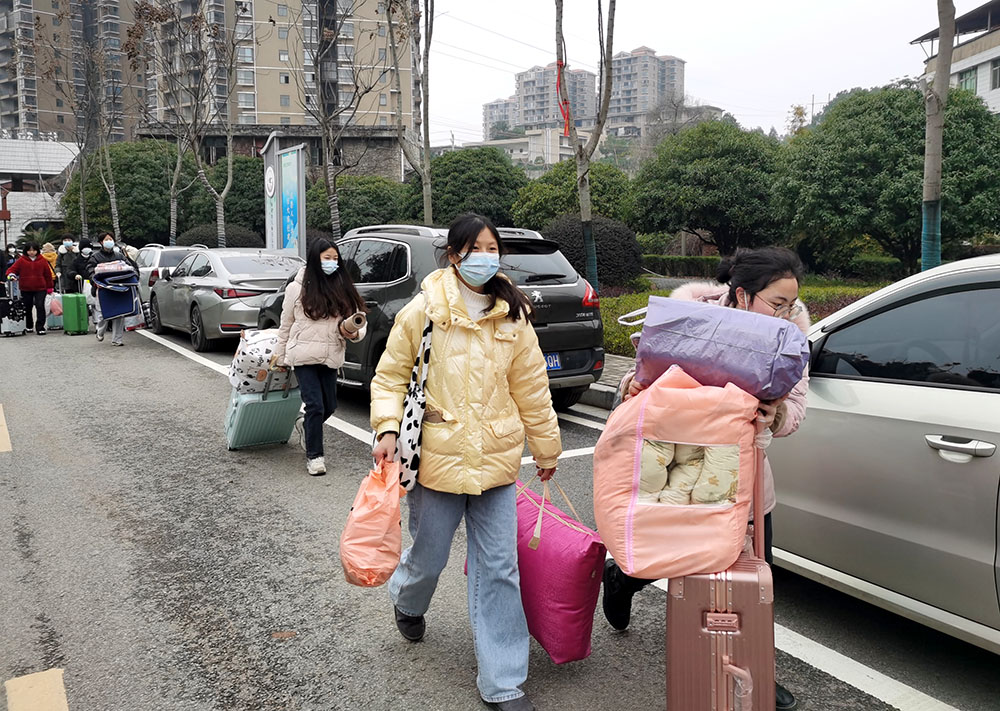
left=602, top=246, right=809, bottom=711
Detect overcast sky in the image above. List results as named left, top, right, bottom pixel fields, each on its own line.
left=423, top=0, right=981, bottom=146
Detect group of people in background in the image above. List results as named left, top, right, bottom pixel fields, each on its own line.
left=4, top=233, right=139, bottom=345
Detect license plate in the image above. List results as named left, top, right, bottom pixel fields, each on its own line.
left=544, top=353, right=562, bottom=371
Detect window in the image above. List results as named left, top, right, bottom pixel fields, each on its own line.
left=56, top=98, right=63, bottom=107
left=171, top=255, right=195, bottom=278
left=378, top=47, right=385, bottom=61
left=280, top=94, right=290, bottom=106
left=379, top=92, right=386, bottom=106
left=57, top=115, right=65, bottom=124
left=235, top=21, right=253, bottom=40
left=279, top=72, right=289, bottom=84
left=379, top=116, right=387, bottom=126
left=279, top=49, right=289, bottom=62
left=813, top=287, right=1000, bottom=391
left=336, top=0, right=352, bottom=11
left=188, top=254, right=212, bottom=278
left=993, top=59, right=1000, bottom=91
left=237, top=69, right=254, bottom=85
left=958, top=67, right=977, bottom=92
left=378, top=24, right=386, bottom=37
left=52, top=16, right=61, bottom=25
left=238, top=113, right=256, bottom=124
left=276, top=3, right=287, bottom=15
left=238, top=47, right=254, bottom=63
left=338, top=90, right=354, bottom=106
left=337, top=43, right=354, bottom=60
left=348, top=240, right=408, bottom=284
left=278, top=27, right=288, bottom=39
left=280, top=116, right=290, bottom=125
left=51, top=0, right=58, bottom=6
left=237, top=92, right=255, bottom=108
left=340, top=21, right=353, bottom=38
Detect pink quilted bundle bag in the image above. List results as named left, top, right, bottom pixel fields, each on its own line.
left=516, top=479, right=606, bottom=664
left=593, top=365, right=760, bottom=580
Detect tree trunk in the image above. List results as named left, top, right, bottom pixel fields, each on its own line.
left=215, top=197, right=226, bottom=249
left=921, top=0, right=956, bottom=272
left=169, top=143, right=185, bottom=246
left=325, top=159, right=343, bottom=240
left=102, top=143, right=122, bottom=242
left=78, top=159, right=89, bottom=242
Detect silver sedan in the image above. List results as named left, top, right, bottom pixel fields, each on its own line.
left=768, top=253, right=1000, bottom=655
left=148, top=249, right=303, bottom=351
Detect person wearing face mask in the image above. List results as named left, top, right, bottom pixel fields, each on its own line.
left=1, top=244, right=16, bottom=275
left=86, top=232, right=138, bottom=347
left=71, top=238, right=93, bottom=292
left=272, top=237, right=367, bottom=476
left=55, top=235, right=79, bottom=293
left=600, top=246, right=810, bottom=711
left=369, top=214, right=561, bottom=711
left=5, top=241, right=55, bottom=334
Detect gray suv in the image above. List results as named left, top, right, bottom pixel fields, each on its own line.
left=257, top=225, right=604, bottom=410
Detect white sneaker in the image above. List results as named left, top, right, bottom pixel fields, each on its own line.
left=294, top=416, right=306, bottom=451
left=306, top=457, right=326, bottom=476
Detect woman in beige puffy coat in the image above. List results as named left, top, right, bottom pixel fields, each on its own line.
left=273, top=237, right=366, bottom=476
left=370, top=214, right=561, bottom=711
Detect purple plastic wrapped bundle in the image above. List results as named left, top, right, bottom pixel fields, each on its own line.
left=633, top=296, right=810, bottom=401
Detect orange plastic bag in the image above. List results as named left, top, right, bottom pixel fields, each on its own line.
left=340, top=460, right=403, bottom=587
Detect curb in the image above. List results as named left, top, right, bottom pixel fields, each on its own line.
left=579, top=382, right=617, bottom=410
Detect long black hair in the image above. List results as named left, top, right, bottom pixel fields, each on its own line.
left=717, top=247, right=805, bottom=306
left=23, top=242, right=41, bottom=255
left=445, top=213, right=532, bottom=322
left=301, top=237, right=366, bottom=321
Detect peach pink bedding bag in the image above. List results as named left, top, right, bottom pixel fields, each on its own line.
left=593, top=365, right=759, bottom=580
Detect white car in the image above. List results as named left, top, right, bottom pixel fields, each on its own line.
left=768, top=253, right=1000, bottom=655
left=134, top=244, right=207, bottom=305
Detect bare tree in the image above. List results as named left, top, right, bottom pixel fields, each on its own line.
left=289, top=0, right=393, bottom=238
left=640, top=94, right=718, bottom=160
left=387, top=0, right=432, bottom=224
left=921, top=0, right=956, bottom=271
left=555, top=0, right=615, bottom=290
left=127, top=0, right=258, bottom=247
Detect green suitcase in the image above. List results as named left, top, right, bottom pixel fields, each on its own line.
left=224, top=373, right=303, bottom=451
left=62, top=292, right=89, bottom=335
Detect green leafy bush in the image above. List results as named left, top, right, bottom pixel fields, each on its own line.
left=642, top=255, right=721, bottom=278
left=847, top=255, right=905, bottom=282
left=541, top=214, right=642, bottom=289
left=600, top=290, right=672, bottom=357
left=637, top=232, right=672, bottom=255
left=178, top=224, right=263, bottom=248
left=511, top=160, right=633, bottom=230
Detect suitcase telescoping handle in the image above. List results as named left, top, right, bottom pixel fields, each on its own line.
left=260, top=368, right=292, bottom=402
left=752, top=447, right=765, bottom=560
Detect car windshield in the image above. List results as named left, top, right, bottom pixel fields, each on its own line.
left=222, top=255, right=302, bottom=274
left=499, top=239, right=577, bottom=285
left=159, top=251, right=193, bottom=268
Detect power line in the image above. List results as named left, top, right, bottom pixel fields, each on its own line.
left=433, top=49, right=518, bottom=75
left=435, top=40, right=527, bottom=71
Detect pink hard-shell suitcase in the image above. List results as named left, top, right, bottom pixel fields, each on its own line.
left=666, top=448, right=775, bottom=711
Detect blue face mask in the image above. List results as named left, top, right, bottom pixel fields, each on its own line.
left=103, top=240, right=114, bottom=250
left=457, top=252, right=499, bottom=287
left=320, top=260, right=339, bottom=275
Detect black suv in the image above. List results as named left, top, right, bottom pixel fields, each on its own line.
left=257, top=225, right=604, bottom=410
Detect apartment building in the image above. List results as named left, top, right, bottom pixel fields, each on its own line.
left=482, top=95, right=517, bottom=139
left=914, top=0, right=1000, bottom=114
left=465, top=126, right=600, bottom=168
left=607, top=46, right=685, bottom=137
left=0, top=0, right=142, bottom=140
left=515, top=62, right=596, bottom=131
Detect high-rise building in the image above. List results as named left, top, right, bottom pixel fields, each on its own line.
left=0, top=0, right=143, bottom=141
left=515, top=62, right=596, bottom=131
left=607, top=46, right=685, bottom=136
left=482, top=95, right=517, bottom=139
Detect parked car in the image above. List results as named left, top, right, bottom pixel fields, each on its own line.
left=134, top=244, right=207, bottom=305
left=768, top=253, right=1000, bottom=654
left=257, top=224, right=604, bottom=409
left=149, top=249, right=303, bottom=352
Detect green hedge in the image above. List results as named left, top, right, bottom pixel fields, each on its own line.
left=848, top=255, right=905, bottom=282
left=642, top=255, right=721, bottom=278
left=600, top=285, right=882, bottom=356
left=637, top=232, right=672, bottom=255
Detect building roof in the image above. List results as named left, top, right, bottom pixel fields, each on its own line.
left=0, top=139, right=79, bottom=178
left=912, top=0, right=1000, bottom=43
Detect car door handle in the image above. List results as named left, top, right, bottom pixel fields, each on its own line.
left=925, top=435, right=996, bottom=458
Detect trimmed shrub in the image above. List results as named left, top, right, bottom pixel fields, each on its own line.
left=541, top=214, right=642, bottom=289
left=642, top=255, right=721, bottom=278
left=848, top=255, right=905, bottom=282
left=178, top=223, right=264, bottom=248
left=600, top=290, right=672, bottom=357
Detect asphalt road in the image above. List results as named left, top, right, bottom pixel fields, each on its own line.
left=1, top=327, right=998, bottom=710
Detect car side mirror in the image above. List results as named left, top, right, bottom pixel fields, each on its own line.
left=162, top=270, right=172, bottom=282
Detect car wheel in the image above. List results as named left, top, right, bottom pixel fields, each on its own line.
left=190, top=304, right=210, bottom=352
left=149, top=296, right=166, bottom=335
left=550, top=386, right=587, bottom=411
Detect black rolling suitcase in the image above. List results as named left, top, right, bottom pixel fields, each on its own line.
left=1, top=279, right=27, bottom=337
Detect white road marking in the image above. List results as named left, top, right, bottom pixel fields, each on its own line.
left=4, top=668, right=70, bottom=711
left=138, top=329, right=962, bottom=710
left=567, top=403, right=609, bottom=421
left=0, top=404, right=11, bottom=453
left=557, top=412, right=605, bottom=431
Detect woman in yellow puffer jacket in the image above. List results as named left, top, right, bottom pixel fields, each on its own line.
left=371, top=214, right=561, bottom=711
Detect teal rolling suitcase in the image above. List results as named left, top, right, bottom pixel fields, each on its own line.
left=62, top=292, right=89, bottom=335
left=224, top=371, right=302, bottom=450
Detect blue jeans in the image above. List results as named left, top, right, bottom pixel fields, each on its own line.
left=294, top=364, right=338, bottom=459
left=389, top=482, right=529, bottom=704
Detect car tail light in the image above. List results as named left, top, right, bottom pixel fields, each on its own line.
left=214, top=288, right=262, bottom=299
left=594, top=359, right=604, bottom=371
left=582, top=280, right=600, bottom=308
left=148, top=268, right=159, bottom=287
left=220, top=323, right=245, bottom=331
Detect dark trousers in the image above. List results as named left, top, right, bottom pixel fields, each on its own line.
left=618, top=513, right=774, bottom=593
left=296, top=364, right=338, bottom=459
left=22, top=290, right=46, bottom=332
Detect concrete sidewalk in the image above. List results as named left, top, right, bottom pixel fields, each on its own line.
left=580, top=352, right=633, bottom=410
